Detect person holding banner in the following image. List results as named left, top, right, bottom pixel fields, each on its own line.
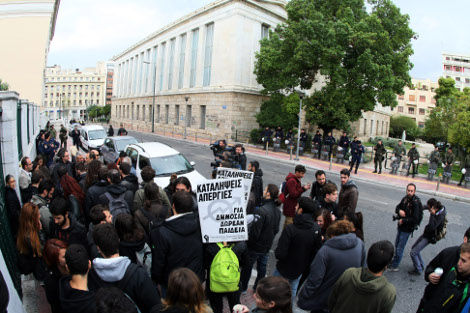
left=241, top=184, right=282, bottom=294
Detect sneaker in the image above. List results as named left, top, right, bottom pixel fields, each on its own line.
left=378, top=170, right=382, bottom=174
left=387, top=267, right=398, bottom=272
left=354, top=170, right=358, bottom=174
left=241, top=290, right=248, bottom=295
left=408, top=269, right=421, bottom=276
left=372, top=170, right=377, bottom=173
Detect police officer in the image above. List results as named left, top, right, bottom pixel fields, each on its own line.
left=313, top=130, right=322, bottom=159
left=373, top=139, right=386, bottom=174
left=261, top=126, right=273, bottom=150
left=391, top=140, right=406, bottom=174
left=274, top=127, right=284, bottom=140
left=427, top=146, right=440, bottom=181
left=42, top=132, right=59, bottom=167
left=349, top=140, right=365, bottom=174
left=443, top=147, right=455, bottom=184
left=323, top=131, right=335, bottom=160
left=458, top=153, right=470, bottom=186
left=299, top=129, right=308, bottom=156
left=407, top=143, right=419, bottom=178
left=337, top=132, right=350, bottom=164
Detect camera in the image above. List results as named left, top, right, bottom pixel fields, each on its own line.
left=392, top=214, right=402, bottom=221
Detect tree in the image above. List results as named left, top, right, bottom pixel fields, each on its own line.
left=99, top=104, right=111, bottom=117
left=254, top=0, right=415, bottom=133
left=449, top=109, right=470, bottom=150
left=255, top=93, right=299, bottom=130
left=0, top=79, right=9, bottom=91
left=87, top=105, right=100, bottom=119
left=389, top=115, right=418, bottom=139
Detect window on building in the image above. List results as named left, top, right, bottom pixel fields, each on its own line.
left=186, top=105, right=192, bottom=127
left=200, top=105, right=206, bottom=129
left=456, top=77, right=461, bottom=82
left=157, top=105, right=161, bottom=123
left=178, top=34, right=187, bottom=89
left=418, top=122, right=425, bottom=128
left=408, top=107, right=415, bottom=114
left=159, top=43, right=166, bottom=91
left=381, top=121, right=384, bottom=135
left=142, top=105, right=146, bottom=121
left=168, top=38, right=176, bottom=90
left=203, top=23, right=214, bottom=87
left=419, top=95, right=426, bottom=102
left=132, top=103, right=135, bottom=120
left=148, top=105, right=152, bottom=122
left=137, top=105, right=140, bottom=120
left=409, top=95, right=415, bottom=101
left=446, top=56, right=450, bottom=60
left=419, top=108, right=425, bottom=115
left=455, top=66, right=461, bottom=72
left=190, top=28, right=199, bottom=88
left=151, top=46, right=158, bottom=92
left=175, top=105, right=180, bottom=125
left=261, top=24, right=270, bottom=39
left=363, top=119, right=367, bottom=135
left=376, top=120, right=379, bottom=135
left=445, top=65, right=451, bottom=71
left=165, top=105, right=169, bottom=124
left=127, top=105, right=130, bottom=118
left=370, top=120, right=374, bottom=136
left=398, top=94, right=404, bottom=100
left=466, top=78, right=470, bottom=84
left=144, top=48, right=151, bottom=93
left=138, top=52, right=144, bottom=94
left=385, top=122, right=388, bottom=136
left=45, top=93, right=48, bottom=98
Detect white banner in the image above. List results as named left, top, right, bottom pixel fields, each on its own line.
left=216, top=167, right=254, bottom=209
left=196, top=178, right=247, bottom=243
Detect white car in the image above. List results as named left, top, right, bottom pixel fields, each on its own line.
left=80, top=125, right=107, bottom=151
left=125, top=142, right=206, bottom=188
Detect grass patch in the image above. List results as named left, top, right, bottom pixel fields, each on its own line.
left=417, top=163, right=462, bottom=180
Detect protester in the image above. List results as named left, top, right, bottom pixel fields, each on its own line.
left=274, top=197, right=322, bottom=301
left=297, top=220, right=366, bottom=313
left=119, top=162, right=139, bottom=194
left=114, top=213, right=147, bottom=264
left=329, top=240, right=396, bottom=313
left=337, top=169, right=358, bottom=219
left=75, top=162, right=87, bottom=191
left=59, top=244, right=96, bottom=313
left=5, top=175, right=21, bottom=238
left=164, top=174, right=178, bottom=206
left=409, top=198, right=447, bottom=275
left=133, top=166, right=171, bottom=213
left=88, top=223, right=160, bottom=313
left=32, top=155, right=50, bottom=179
left=151, top=268, right=211, bottom=313
left=316, top=182, right=339, bottom=219
left=151, top=191, right=204, bottom=296
left=87, top=204, right=112, bottom=260
left=417, top=243, right=470, bottom=313
left=22, top=170, right=44, bottom=204
left=43, top=239, right=69, bottom=313
left=344, top=211, right=364, bottom=242
left=52, top=149, right=73, bottom=184
left=315, top=209, right=334, bottom=242
left=107, top=125, right=114, bottom=137
left=205, top=241, right=248, bottom=313
left=32, top=179, right=55, bottom=235
left=309, top=170, right=331, bottom=202
left=61, top=173, right=86, bottom=222
left=16, top=203, right=45, bottom=280
left=98, top=169, right=134, bottom=214
left=388, top=183, right=421, bottom=271
left=19, top=156, right=33, bottom=191
left=70, top=125, right=81, bottom=150
left=248, top=161, right=263, bottom=208
left=96, top=287, right=138, bottom=313
left=174, top=177, right=198, bottom=211
left=48, top=197, right=87, bottom=247
left=282, top=165, right=311, bottom=227
left=241, top=184, right=282, bottom=293
left=84, top=162, right=108, bottom=221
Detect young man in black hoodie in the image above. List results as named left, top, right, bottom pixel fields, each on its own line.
left=150, top=191, right=204, bottom=297
left=248, top=161, right=263, bottom=208
left=49, top=197, right=87, bottom=247
left=59, top=244, right=96, bottom=313
left=274, top=197, right=322, bottom=301
left=119, top=162, right=139, bottom=194
left=85, top=164, right=108, bottom=222
left=98, top=169, right=134, bottom=213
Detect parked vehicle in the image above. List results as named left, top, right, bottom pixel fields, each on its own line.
left=101, top=136, right=138, bottom=164
left=79, top=125, right=106, bottom=151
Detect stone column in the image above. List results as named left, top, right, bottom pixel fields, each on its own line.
left=20, top=99, right=28, bottom=156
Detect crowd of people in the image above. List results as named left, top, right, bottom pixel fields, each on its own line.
left=2, top=121, right=470, bottom=313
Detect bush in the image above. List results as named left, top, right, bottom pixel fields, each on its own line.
left=250, top=128, right=262, bottom=144
left=390, top=116, right=419, bottom=140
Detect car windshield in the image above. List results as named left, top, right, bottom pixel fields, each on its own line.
left=88, top=129, right=106, bottom=140
left=115, top=138, right=138, bottom=151
left=150, top=154, right=193, bottom=176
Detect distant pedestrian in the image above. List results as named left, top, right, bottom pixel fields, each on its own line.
left=117, top=124, right=128, bottom=136
left=59, top=125, right=68, bottom=149
left=282, top=165, right=311, bottom=227
left=337, top=169, right=358, bottom=219
left=70, top=125, right=81, bottom=150
left=5, top=175, right=21, bottom=238
left=107, top=125, right=114, bottom=136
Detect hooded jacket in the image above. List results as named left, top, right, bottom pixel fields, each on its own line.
left=86, top=223, right=101, bottom=260
left=252, top=169, right=264, bottom=207
left=49, top=214, right=87, bottom=247
left=298, top=233, right=366, bottom=312
left=88, top=256, right=160, bottom=313
left=133, top=181, right=171, bottom=213
left=275, top=213, right=322, bottom=279
left=248, top=199, right=281, bottom=253
left=283, top=172, right=306, bottom=217
left=150, top=212, right=204, bottom=286
left=98, top=184, right=134, bottom=209
left=337, top=180, right=358, bottom=219
left=328, top=267, right=396, bottom=313
left=423, top=206, right=446, bottom=243
left=59, top=276, right=96, bottom=313
left=119, top=239, right=146, bottom=264
left=84, top=180, right=108, bottom=219
left=120, top=174, right=139, bottom=194
left=32, top=194, right=52, bottom=234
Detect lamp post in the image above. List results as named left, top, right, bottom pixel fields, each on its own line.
left=144, top=60, right=157, bottom=133
left=184, top=96, right=189, bottom=139
left=295, top=90, right=306, bottom=161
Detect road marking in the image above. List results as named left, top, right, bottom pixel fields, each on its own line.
left=360, top=197, right=388, bottom=205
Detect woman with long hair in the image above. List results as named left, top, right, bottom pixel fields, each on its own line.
left=43, top=239, right=69, bottom=313
left=315, top=209, right=333, bottom=242
left=151, top=268, right=212, bottom=313
left=114, top=214, right=149, bottom=266
left=60, top=173, right=85, bottom=221
left=344, top=211, right=364, bottom=242
left=5, top=175, right=21, bottom=238
left=16, top=202, right=45, bottom=280
left=164, top=174, right=178, bottom=206
left=174, top=177, right=198, bottom=211
left=32, top=155, right=50, bottom=179
left=85, top=159, right=102, bottom=189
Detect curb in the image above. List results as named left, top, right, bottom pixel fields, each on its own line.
left=126, top=129, right=470, bottom=204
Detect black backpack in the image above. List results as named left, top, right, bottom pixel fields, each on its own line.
left=413, top=196, right=424, bottom=228
left=139, top=207, right=164, bottom=237
left=105, top=192, right=130, bottom=222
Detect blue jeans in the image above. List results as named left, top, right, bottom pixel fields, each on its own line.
left=273, top=269, right=301, bottom=304
left=410, top=235, right=429, bottom=273
left=390, top=229, right=411, bottom=268
left=241, top=251, right=268, bottom=292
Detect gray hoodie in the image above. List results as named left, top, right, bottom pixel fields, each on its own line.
left=93, top=257, right=130, bottom=282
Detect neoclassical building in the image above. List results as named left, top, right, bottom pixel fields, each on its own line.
left=111, top=0, right=287, bottom=139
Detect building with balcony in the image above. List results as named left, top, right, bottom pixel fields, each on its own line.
left=111, top=0, right=287, bottom=138
left=442, top=52, right=470, bottom=91
left=391, top=78, right=438, bottom=128
left=44, top=62, right=107, bottom=120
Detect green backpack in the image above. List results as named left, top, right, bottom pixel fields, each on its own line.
left=210, top=243, right=240, bottom=293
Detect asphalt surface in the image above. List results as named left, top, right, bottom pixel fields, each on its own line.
left=128, top=130, right=469, bottom=313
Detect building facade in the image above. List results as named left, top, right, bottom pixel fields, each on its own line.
left=111, top=0, right=287, bottom=138
left=106, top=61, right=114, bottom=106
left=44, top=62, right=107, bottom=120
left=442, top=52, right=470, bottom=91
left=391, top=78, right=438, bottom=127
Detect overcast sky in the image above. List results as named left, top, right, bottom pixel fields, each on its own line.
left=47, top=0, right=470, bottom=81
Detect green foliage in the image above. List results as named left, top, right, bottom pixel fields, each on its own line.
left=255, top=94, right=299, bottom=130
left=434, top=77, right=460, bottom=103
left=254, top=0, right=415, bottom=132
left=389, top=116, right=418, bottom=139
left=250, top=128, right=262, bottom=144
left=449, top=108, right=470, bottom=150
left=423, top=115, right=446, bottom=144
left=87, top=105, right=100, bottom=118
left=0, top=78, right=9, bottom=91
left=99, top=105, right=111, bottom=117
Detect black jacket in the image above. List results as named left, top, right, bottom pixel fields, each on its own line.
left=317, top=198, right=338, bottom=217
left=85, top=180, right=108, bottom=219
left=117, top=127, right=128, bottom=136
left=119, top=239, right=146, bottom=264
left=52, top=160, right=73, bottom=185
left=98, top=184, right=134, bottom=210
left=248, top=199, right=281, bottom=253
left=395, top=195, right=421, bottom=233
left=309, top=180, right=331, bottom=202
left=21, top=185, right=38, bottom=204
left=120, top=174, right=139, bottom=194
left=87, top=224, right=101, bottom=260
left=49, top=214, right=87, bottom=247
left=70, top=130, right=80, bottom=143
left=423, top=207, right=446, bottom=243
left=424, top=245, right=461, bottom=284
left=251, top=169, right=263, bottom=207
left=151, top=212, right=204, bottom=286
left=233, top=153, right=247, bottom=170
left=107, top=126, right=114, bottom=136
left=59, top=276, right=96, bottom=313
left=275, top=214, right=322, bottom=279
left=5, top=186, right=21, bottom=238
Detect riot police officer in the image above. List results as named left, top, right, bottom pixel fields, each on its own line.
left=443, top=147, right=455, bottom=184
left=407, top=143, right=419, bottom=178
left=313, top=130, right=322, bottom=159
left=261, top=126, right=273, bottom=150
left=323, top=131, right=335, bottom=160
left=427, top=146, right=440, bottom=181
left=373, top=139, right=386, bottom=174
left=299, top=129, right=308, bottom=156
left=391, top=140, right=406, bottom=174
left=337, top=132, right=350, bottom=164
left=349, top=140, right=365, bottom=174
left=458, top=153, right=470, bottom=186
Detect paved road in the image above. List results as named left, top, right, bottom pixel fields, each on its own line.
left=128, top=130, right=469, bottom=313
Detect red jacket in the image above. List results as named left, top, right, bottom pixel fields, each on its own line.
left=283, top=172, right=306, bottom=217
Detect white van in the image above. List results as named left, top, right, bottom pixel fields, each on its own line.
left=80, top=125, right=106, bottom=151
